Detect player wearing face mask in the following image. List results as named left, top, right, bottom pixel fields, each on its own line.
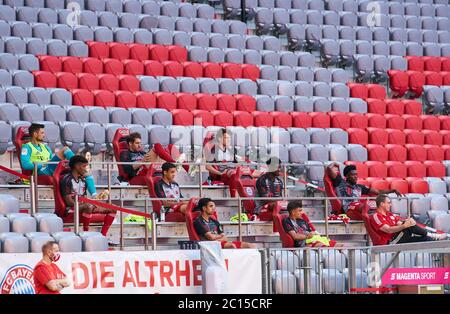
left=33, top=241, right=70, bottom=294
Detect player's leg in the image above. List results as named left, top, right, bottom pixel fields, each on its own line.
left=79, top=203, right=94, bottom=231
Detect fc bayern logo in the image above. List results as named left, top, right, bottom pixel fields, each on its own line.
left=1, top=264, right=35, bottom=294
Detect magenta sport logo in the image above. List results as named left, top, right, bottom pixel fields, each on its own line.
left=0, top=264, right=35, bottom=294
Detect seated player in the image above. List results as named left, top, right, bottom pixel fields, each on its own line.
left=154, top=162, right=188, bottom=216
left=60, top=156, right=115, bottom=237
left=326, top=163, right=402, bottom=220
left=371, top=195, right=447, bottom=245
left=283, top=200, right=341, bottom=247
left=193, top=198, right=256, bottom=249
left=79, top=148, right=106, bottom=199
left=119, top=132, right=189, bottom=182
left=205, top=128, right=259, bottom=193
left=21, top=123, right=75, bottom=178
left=254, top=157, right=284, bottom=221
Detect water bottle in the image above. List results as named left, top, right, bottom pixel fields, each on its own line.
left=160, top=208, right=165, bottom=222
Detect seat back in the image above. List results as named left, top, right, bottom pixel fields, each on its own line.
left=361, top=201, right=385, bottom=246
left=112, top=127, right=130, bottom=181
left=323, top=169, right=343, bottom=214
left=185, top=197, right=219, bottom=241
left=145, top=164, right=163, bottom=216
left=272, top=201, right=295, bottom=248
left=53, top=161, right=70, bottom=219
left=15, top=126, right=31, bottom=175
left=234, top=166, right=256, bottom=214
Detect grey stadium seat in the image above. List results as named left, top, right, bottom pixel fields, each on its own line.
left=60, top=121, right=85, bottom=152
left=7, top=213, right=37, bottom=233
left=150, top=109, right=172, bottom=126
left=84, top=122, right=106, bottom=154
left=272, top=270, right=297, bottom=294
left=0, top=233, right=29, bottom=253
left=25, top=232, right=55, bottom=253
left=52, top=232, right=82, bottom=252
left=77, top=231, right=108, bottom=251
left=0, top=122, right=12, bottom=154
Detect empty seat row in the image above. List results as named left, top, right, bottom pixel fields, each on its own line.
left=406, top=56, right=450, bottom=72
left=0, top=36, right=88, bottom=57
left=38, top=55, right=261, bottom=80
left=389, top=70, right=450, bottom=98
left=390, top=28, right=450, bottom=45
left=0, top=86, right=72, bottom=106
left=423, top=86, right=450, bottom=115
left=365, top=144, right=449, bottom=163
left=348, top=128, right=450, bottom=146
left=260, top=66, right=349, bottom=83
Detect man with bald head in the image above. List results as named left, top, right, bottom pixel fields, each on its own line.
left=326, top=163, right=401, bottom=220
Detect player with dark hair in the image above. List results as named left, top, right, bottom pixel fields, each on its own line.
left=60, top=156, right=115, bottom=236
left=326, top=163, right=402, bottom=220
left=154, top=162, right=188, bottom=215
left=21, top=123, right=75, bottom=177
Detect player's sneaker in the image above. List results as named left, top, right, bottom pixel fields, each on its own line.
left=429, top=233, right=447, bottom=241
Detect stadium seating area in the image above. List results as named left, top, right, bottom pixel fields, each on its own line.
left=0, top=0, right=449, bottom=254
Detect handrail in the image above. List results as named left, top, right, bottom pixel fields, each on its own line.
left=0, top=164, right=30, bottom=180
left=78, top=196, right=151, bottom=218
left=370, top=240, right=450, bottom=253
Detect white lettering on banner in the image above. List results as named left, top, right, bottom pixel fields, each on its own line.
left=0, top=250, right=262, bottom=294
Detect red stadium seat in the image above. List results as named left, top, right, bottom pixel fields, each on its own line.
left=135, top=91, right=156, bottom=109
left=406, top=178, right=428, bottom=194
left=168, top=45, right=187, bottom=63
left=291, top=112, right=312, bottom=128
left=404, top=129, right=425, bottom=145
left=424, top=71, right=442, bottom=86
left=143, top=60, right=164, bottom=76
left=163, top=60, right=183, bottom=77
left=202, top=62, right=222, bottom=78
left=103, top=58, right=124, bottom=76
left=81, top=57, right=103, bottom=74
left=441, top=72, right=450, bottom=86
left=175, top=93, right=197, bottom=111
left=123, top=59, right=144, bottom=76
left=185, top=198, right=214, bottom=241
left=368, top=179, right=389, bottom=191
left=386, top=161, right=407, bottom=178
left=235, top=94, right=256, bottom=112
left=272, top=202, right=293, bottom=247
left=87, top=41, right=109, bottom=59
left=182, top=62, right=203, bottom=78
left=222, top=63, right=243, bottom=79
left=108, top=42, right=130, bottom=60
left=92, top=89, right=115, bottom=107
left=442, top=57, right=450, bottom=71
left=216, top=94, right=236, bottom=112
left=242, top=64, right=260, bottom=81
left=115, top=91, right=136, bottom=108
left=402, top=100, right=422, bottom=116
left=76, top=73, right=99, bottom=90
left=233, top=111, right=254, bottom=127
left=118, top=75, right=139, bottom=92
left=367, top=127, right=388, bottom=145
left=38, top=55, right=61, bottom=73
left=424, top=161, right=445, bottom=177
left=366, top=98, right=386, bottom=114
left=272, top=111, right=292, bottom=128
left=388, top=70, right=409, bottom=97
left=213, top=110, right=233, bottom=127
left=423, top=56, right=441, bottom=72
left=407, top=70, right=425, bottom=98
left=385, top=114, right=405, bottom=130
left=404, top=115, right=423, bottom=130
left=441, top=130, right=450, bottom=145
left=310, top=112, right=330, bottom=128
left=439, top=116, right=450, bottom=130
left=443, top=145, right=450, bottom=160
left=386, top=144, right=407, bottom=162
left=172, top=109, right=194, bottom=126
left=367, top=113, right=386, bottom=128
left=423, top=130, right=443, bottom=145
left=406, top=144, right=427, bottom=161
left=366, top=144, right=388, bottom=162
left=98, top=74, right=119, bottom=91
left=386, top=129, right=406, bottom=145
left=60, top=56, right=82, bottom=74
left=155, top=92, right=177, bottom=110
left=348, top=83, right=368, bottom=99
left=421, top=115, right=440, bottom=131
left=344, top=161, right=369, bottom=178
left=253, top=111, right=273, bottom=127
left=324, top=167, right=344, bottom=215
left=405, top=161, right=426, bottom=177
left=196, top=93, right=217, bottom=111
left=406, top=56, right=423, bottom=72
left=367, top=84, right=386, bottom=99
left=347, top=128, right=368, bottom=145
left=55, top=72, right=77, bottom=90
left=192, top=110, right=214, bottom=127
left=129, top=43, right=149, bottom=61
left=386, top=178, right=409, bottom=194
left=348, top=113, right=368, bottom=129
left=385, top=99, right=404, bottom=115
left=365, top=161, right=387, bottom=178
left=33, top=71, right=57, bottom=88
left=424, top=145, right=444, bottom=161
left=148, top=44, right=169, bottom=62
left=329, top=112, right=350, bottom=129
left=71, top=89, right=94, bottom=107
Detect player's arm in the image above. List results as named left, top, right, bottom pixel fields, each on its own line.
left=206, top=164, right=222, bottom=176
left=326, top=162, right=340, bottom=179
left=379, top=219, right=414, bottom=234
left=287, top=230, right=311, bottom=241
left=369, top=187, right=402, bottom=197
left=21, top=145, right=42, bottom=171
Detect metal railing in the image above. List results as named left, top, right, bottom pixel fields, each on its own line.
left=264, top=241, right=450, bottom=294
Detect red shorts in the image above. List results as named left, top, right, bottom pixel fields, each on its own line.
left=168, top=203, right=182, bottom=213
left=346, top=201, right=364, bottom=221
left=221, top=241, right=242, bottom=249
